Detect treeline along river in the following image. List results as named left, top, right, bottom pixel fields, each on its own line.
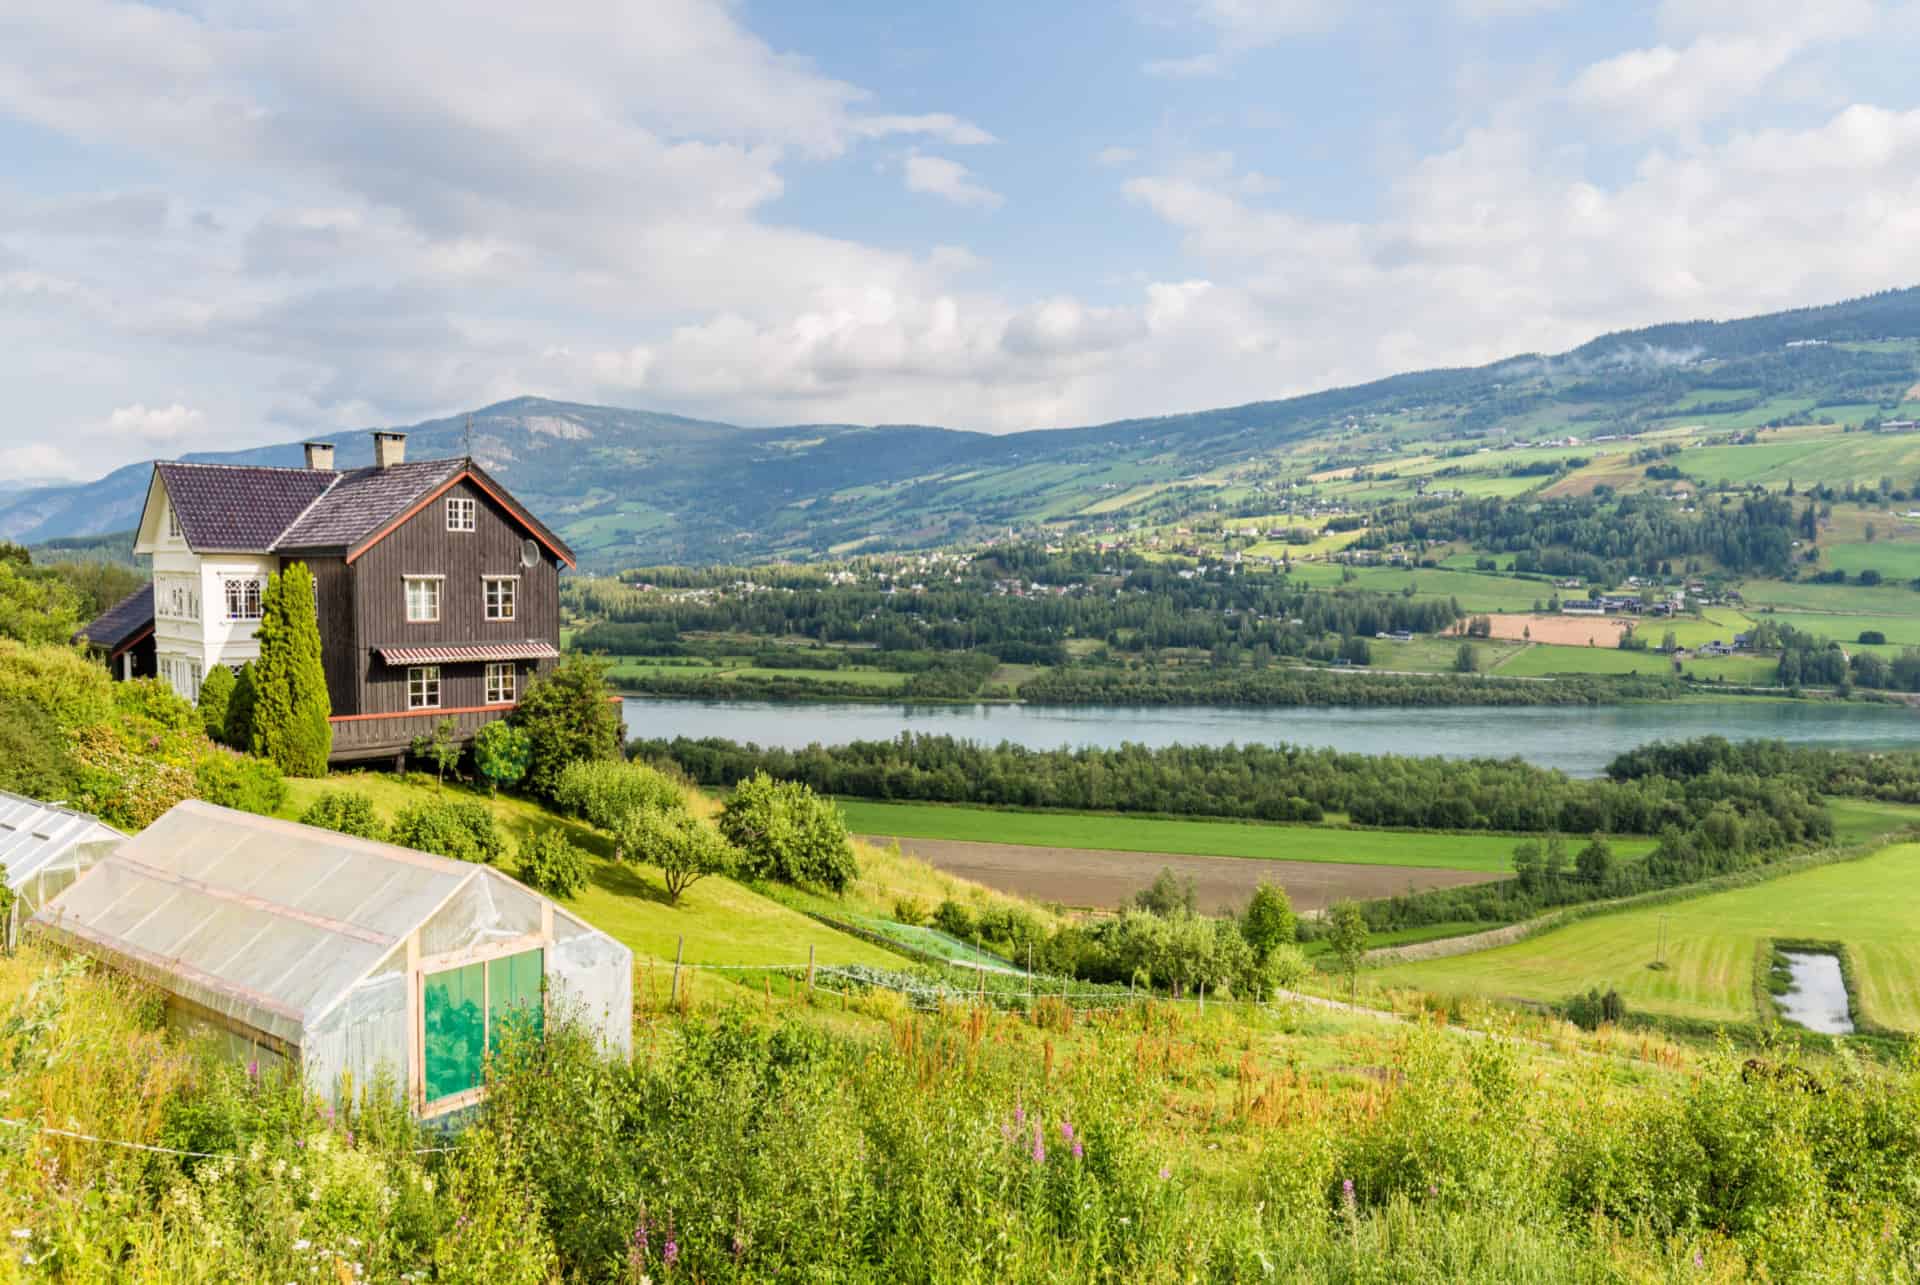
left=620, top=696, right=1920, bottom=779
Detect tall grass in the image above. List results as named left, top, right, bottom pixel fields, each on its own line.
left=4, top=942, right=1920, bottom=1281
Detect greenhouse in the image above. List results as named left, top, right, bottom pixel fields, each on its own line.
left=32, top=799, right=632, bottom=1116
left=0, top=789, right=125, bottom=949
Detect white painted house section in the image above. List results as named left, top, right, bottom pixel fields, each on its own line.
left=132, top=473, right=276, bottom=704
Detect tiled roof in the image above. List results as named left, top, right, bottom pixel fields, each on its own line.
left=155, top=462, right=336, bottom=552
left=274, top=458, right=465, bottom=552
left=149, top=455, right=573, bottom=565
left=375, top=640, right=560, bottom=666
left=74, top=583, right=154, bottom=653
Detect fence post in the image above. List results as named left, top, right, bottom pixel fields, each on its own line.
left=807, top=944, right=816, bottom=994
left=670, top=937, right=684, bottom=1005
left=1198, top=980, right=1205, bottom=1018
left=1026, top=945, right=1033, bottom=1013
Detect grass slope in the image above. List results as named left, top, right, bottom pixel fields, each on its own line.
left=837, top=799, right=1658, bottom=873
left=1375, top=839, right=1920, bottom=1030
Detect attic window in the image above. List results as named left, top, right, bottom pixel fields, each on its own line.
left=447, top=497, right=476, bottom=532
left=167, top=506, right=181, bottom=541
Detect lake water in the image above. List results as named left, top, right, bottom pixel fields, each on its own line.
left=1776, top=950, right=1855, bottom=1035
left=619, top=696, right=1920, bottom=778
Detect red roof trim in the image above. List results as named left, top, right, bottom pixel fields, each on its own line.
left=108, top=624, right=154, bottom=661
left=342, top=468, right=576, bottom=569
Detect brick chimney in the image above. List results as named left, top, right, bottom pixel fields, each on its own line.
left=373, top=431, right=407, bottom=469
left=303, top=441, right=335, bottom=471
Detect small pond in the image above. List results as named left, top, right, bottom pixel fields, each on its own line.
left=1775, top=950, right=1855, bottom=1035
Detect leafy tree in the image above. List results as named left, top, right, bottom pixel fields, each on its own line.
left=553, top=758, right=682, bottom=830
left=516, top=828, right=589, bottom=898
left=1512, top=838, right=1543, bottom=894
left=299, top=790, right=387, bottom=840
left=1134, top=866, right=1197, bottom=917
left=0, top=560, right=84, bottom=646
left=512, top=654, right=622, bottom=799
left=412, top=717, right=462, bottom=785
left=249, top=563, right=331, bottom=776
left=472, top=720, right=533, bottom=795
left=1453, top=642, right=1480, bottom=674
left=1327, top=900, right=1369, bottom=1000
left=1576, top=836, right=1615, bottom=888
left=226, top=661, right=259, bottom=749
left=1240, top=882, right=1297, bottom=961
left=192, top=753, right=287, bottom=815
left=717, top=772, right=857, bottom=892
left=933, top=898, right=976, bottom=940
left=389, top=800, right=509, bottom=865
left=616, top=806, right=734, bottom=903
left=196, top=664, right=236, bottom=744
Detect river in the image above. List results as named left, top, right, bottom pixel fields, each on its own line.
left=619, top=696, right=1920, bottom=777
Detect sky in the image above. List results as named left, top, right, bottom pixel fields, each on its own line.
left=5, top=0, right=1920, bottom=479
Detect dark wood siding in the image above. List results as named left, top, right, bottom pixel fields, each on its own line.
left=348, top=475, right=562, bottom=718
left=298, top=555, right=357, bottom=716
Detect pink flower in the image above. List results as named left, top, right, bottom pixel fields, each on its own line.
left=1031, top=1124, right=1046, bottom=1164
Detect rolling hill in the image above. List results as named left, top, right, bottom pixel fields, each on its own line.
left=11, top=285, right=1920, bottom=569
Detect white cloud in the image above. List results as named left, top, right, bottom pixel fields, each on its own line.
left=108, top=402, right=205, bottom=443
left=1140, top=0, right=1339, bottom=75
left=903, top=155, right=1003, bottom=209
left=1095, top=146, right=1139, bottom=167
left=856, top=114, right=997, bottom=146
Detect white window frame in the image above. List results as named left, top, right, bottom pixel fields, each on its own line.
left=485, top=662, right=516, bottom=705
left=483, top=575, right=517, bottom=621
left=404, top=575, right=443, bottom=623
left=223, top=578, right=263, bottom=621
left=408, top=665, right=442, bottom=710
left=167, top=505, right=181, bottom=542
left=446, top=497, right=476, bottom=532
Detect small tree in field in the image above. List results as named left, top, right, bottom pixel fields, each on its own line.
left=1240, top=882, right=1296, bottom=962
left=516, top=828, right=589, bottom=899
left=472, top=720, right=532, bottom=795
left=512, top=654, right=622, bottom=799
left=1327, top=900, right=1369, bottom=1001
left=617, top=806, right=734, bottom=903
left=1453, top=642, right=1480, bottom=673
left=249, top=563, right=331, bottom=776
left=717, top=772, right=857, bottom=893
left=412, top=717, right=462, bottom=785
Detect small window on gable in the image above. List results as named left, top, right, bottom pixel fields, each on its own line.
left=167, top=505, right=181, bottom=542
left=447, top=497, right=476, bottom=532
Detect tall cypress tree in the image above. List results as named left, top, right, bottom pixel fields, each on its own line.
left=250, top=562, right=332, bottom=776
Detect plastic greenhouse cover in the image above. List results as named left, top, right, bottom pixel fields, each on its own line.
left=0, top=790, right=124, bottom=914
left=33, top=801, right=474, bottom=1046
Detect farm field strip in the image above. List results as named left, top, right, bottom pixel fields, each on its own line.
left=837, top=799, right=1658, bottom=873
left=1374, top=842, right=1920, bottom=1030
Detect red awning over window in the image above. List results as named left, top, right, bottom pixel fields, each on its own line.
left=375, top=641, right=560, bottom=666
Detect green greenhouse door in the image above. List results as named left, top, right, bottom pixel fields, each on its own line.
left=422, top=948, right=544, bottom=1107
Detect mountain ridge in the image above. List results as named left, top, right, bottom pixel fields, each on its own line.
left=11, top=285, right=1920, bottom=567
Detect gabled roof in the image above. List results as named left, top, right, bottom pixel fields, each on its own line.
left=155, top=461, right=336, bottom=552
left=146, top=457, right=575, bottom=567
left=74, top=582, right=155, bottom=656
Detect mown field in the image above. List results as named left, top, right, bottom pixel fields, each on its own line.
left=1375, top=839, right=1920, bottom=1030
left=838, top=798, right=1658, bottom=873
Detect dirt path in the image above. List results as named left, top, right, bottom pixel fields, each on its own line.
left=861, top=834, right=1498, bottom=914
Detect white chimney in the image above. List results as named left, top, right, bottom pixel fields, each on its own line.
left=303, top=441, right=335, bottom=471
left=373, top=431, right=407, bottom=469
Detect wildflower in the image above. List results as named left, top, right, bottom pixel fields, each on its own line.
left=663, top=1223, right=678, bottom=1269
left=1158, top=1165, right=1171, bottom=1181
left=293, top=1240, right=311, bottom=1252
left=8, top=1231, right=27, bottom=1241
left=1014, top=1102, right=1025, bottom=1126
left=247, top=1060, right=259, bottom=1081
left=1341, top=1178, right=1357, bottom=1214
left=1693, top=1250, right=1704, bottom=1270
left=1060, top=1121, right=1074, bottom=1143
left=1071, top=1138, right=1083, bottom=1161
left=1031, top=1123, right=1046, bottom=1164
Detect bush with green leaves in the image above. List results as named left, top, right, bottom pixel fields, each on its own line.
left=516, top=828, right=590, bottom=899
left=388, top=799, right=509, bottom=865
left=932, top=898, right=976, bottom=940
left=551, top=758, right=682, bottom=831
left=716, top=772, right=857, bottom=893
left=511, top=654, right=622, bottom=799
left=0, top=637, right=113, bottom=731
left=298, top=790, right=387, bottom=841
left=192, top=752, right=288, bottom=816
left=226, top=661, right=258, bottom=749
left=1563, top=987, right=1628, bottom=1031
left=891, top=896, right=929, bottom=926
left=1240, top=882, right=1297, bottom=961
left=196, top=664, right=236, bottom=744
left=411, top=717, right=462, bottom=784
left=614, top=806, right=734, bottom=903
left=0, top=558, right=85, bottom=646
left=473, top=720, right=533, bottom=795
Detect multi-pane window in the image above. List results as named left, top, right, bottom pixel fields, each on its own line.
left=157, top=579, right=199, bottom=622
left=223, top=578, right=262, bottom=620
left=483, top=576, right=516, bottom=621
left=408, top=665, right=442, bottom=709
left=485, top=662, right=516, bottom=704
left=404, top=576, right=441, bottom=622
left=167, top=507, right=181, bottom=541
left=446, top=497, right=476, bottom=531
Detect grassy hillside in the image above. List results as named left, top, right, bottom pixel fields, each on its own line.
left=1374, top=838, right=1920, bottom=1029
